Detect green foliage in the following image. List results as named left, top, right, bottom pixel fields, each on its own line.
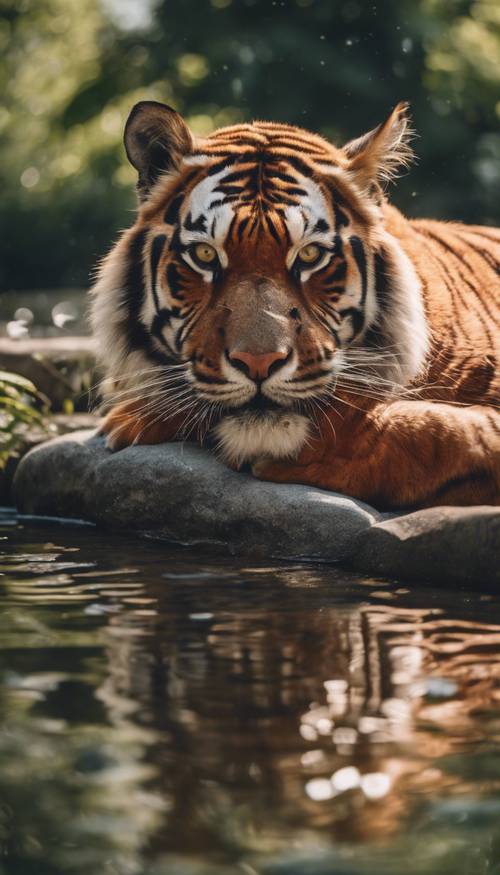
left=1, top=0, right=499, bottom=290
left=0, top=371, right=47, bottom=468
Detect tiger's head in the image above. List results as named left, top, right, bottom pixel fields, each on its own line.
left=92, top=101, right=428, bottom=464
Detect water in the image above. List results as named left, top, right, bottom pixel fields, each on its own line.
left=0, top=511, right=499, bottom=875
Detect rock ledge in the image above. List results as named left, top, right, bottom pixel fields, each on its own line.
left=13, top=430, right=500, bottom=586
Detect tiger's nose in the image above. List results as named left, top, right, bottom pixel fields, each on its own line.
left=228, top=349, right=289, bottom=381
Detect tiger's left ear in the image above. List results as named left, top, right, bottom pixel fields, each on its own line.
left=342, top=102, right=415, bottom=192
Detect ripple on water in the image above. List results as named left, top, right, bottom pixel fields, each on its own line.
left=0, top=514, right=499, bottom=875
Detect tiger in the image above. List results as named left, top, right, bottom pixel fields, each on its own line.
left=92, top=100, right=500, bottom=510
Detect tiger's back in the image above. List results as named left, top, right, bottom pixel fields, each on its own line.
left=384, top=209, right=500, bottom=406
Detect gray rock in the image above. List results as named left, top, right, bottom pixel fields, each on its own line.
left=353, top=505, right=500, bottom=587
left=12, top=430, right=500, bottom=584
left=13, top=430, right=377, bottom=561
left=0, top=413, right=99, bottom=505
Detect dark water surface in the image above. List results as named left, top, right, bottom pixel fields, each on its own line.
left=0, top=511, right=499, bottom=875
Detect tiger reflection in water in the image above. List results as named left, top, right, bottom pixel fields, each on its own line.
left=97, top=572, right=500, bottom=853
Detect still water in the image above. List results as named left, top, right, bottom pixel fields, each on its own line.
left=0, top=511, right=499, bottom=875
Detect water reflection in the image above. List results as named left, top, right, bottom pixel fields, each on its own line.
left=0, top=516, right=499, bottom=874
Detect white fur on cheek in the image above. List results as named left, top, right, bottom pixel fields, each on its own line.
left=213, top=412, right=310, bottom=466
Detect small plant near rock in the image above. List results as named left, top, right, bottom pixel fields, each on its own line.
left=0, top=370, right=49, bottom=469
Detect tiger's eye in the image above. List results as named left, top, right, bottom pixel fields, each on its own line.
left=194, top=243, right=217, bottom=264
left=298, top=243, right=322, bottom=264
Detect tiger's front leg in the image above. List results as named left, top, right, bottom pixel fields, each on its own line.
left=253, top=401, right=500, bottom=510
left=98, top=401, right=188, bottom=451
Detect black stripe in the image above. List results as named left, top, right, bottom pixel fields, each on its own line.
left=164, top=193, right=183, bottom=226
left=349, top=236, right=368, bottom=308
left=207, top=156, right=237, bottom=176
left=122, top=227, right=171, bottom=363
left=208, top=199, right=226, bottom=209
left=192, top=373, right=228, bottom=385
left=333, top=233, right=344, bottom=258
left=123, top=228, right=149, bottom=353
left=282, top=186, right=308, bottom=197
left=247, top=214, right=259, bottom=237
left=314, top=218, right=329, bottom=234
left=214, top=184, right=246, bottom=196
left=218, top=168, right=252, bottom=184
left=150, top=234, right=166, bottom=313
left=151, top=309, right=173, bottom=349
left=288, top=370, right=330, bottom=383
left=166, top=262, right=184, bottom=300
left=463, top=236, right=500, bottom=275
left=269, top=171, right=300, bottom=185
left=324, top=262, right=347, bottom=284
left=423, top=229, right=494, bottom=338
left=339, top=306, right=365, bottom=337
left=374, top=249, right=392, bottom=315
left=362, top=249, right=394, bottom=351
left=314, top=310, right=341, bottom=344
left=266, top=192, right=301, bottom=206
left=168, top=226, right=186, bottom=254
left=434, top=470, right=492, bottom=501
left=265, top=213, right=282, bottom=245
left=467, top=227, right=500, bottom=244
left=485, top=411, right=500, bottom=433
left=321, top=302, right=342, bottom=323
left=276, top=154, right=314, bottom=178
left=176, top=310, right=201, bottom=349
left=334, top=204, right=349, bottom=229
left=324, top=181, right=349, bottom=209
left=184, top=212, right=207, bottom=233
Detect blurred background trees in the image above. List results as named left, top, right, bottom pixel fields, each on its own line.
left=1, top=0, right=499, bottom=292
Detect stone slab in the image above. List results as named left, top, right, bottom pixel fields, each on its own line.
left=352, top=505, right=500, bottom=587
left=13, top=430, right=377, bottom=562
left=12, top=430, right=500, bottom=585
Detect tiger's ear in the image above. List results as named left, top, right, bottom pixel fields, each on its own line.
left=124, top=101, right=194, bottom=199
left=342, top=102, right=415, bottom=192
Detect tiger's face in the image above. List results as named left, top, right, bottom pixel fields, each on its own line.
left=93, top=101, right=427, bottom=464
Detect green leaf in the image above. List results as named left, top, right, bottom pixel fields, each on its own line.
left=0, top=396, right=43, bottom=422
left=0, top=371, right=38, bottom=395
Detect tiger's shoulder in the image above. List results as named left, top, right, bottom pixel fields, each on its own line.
left=383, top=206, right=500, bottom=404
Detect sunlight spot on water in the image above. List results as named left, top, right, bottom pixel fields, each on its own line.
left=300, top=724, right=317, bottom=742
left=305, top=778, right=336, bottom=801
left=358, top=716, right=387, bottom=734
left=332, top=727, right=357, bottom=746
left=361, top=772, right=391, bottom=799
left=331, top=766, right=360, bottom=792
left=301, top=749, right=325, bottom=767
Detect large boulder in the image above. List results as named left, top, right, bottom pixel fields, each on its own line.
left=352, top=506, right=500, bottom=587
left=13, top=430, right=500, bottom=585
left=13, top=430, right=377, bottom=562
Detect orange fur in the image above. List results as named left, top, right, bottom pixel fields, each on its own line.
left=95, top=103, right=500, bottom=509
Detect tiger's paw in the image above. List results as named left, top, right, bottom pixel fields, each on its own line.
left=98, top=405, right=142, bottom=452
left=98, top=402, right=189, bottom=451
left=252, top=455, right=329, bottom=491
left=251, top=456, right=307, bottom=485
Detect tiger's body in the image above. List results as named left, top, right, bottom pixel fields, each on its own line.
left=93, top=102, right=500, bottom=509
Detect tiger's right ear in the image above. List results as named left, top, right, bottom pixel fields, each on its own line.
left=124, top=101, right=194, bottom=199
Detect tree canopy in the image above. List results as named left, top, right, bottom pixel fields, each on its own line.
left=1, top=0, right=499, bottom=290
